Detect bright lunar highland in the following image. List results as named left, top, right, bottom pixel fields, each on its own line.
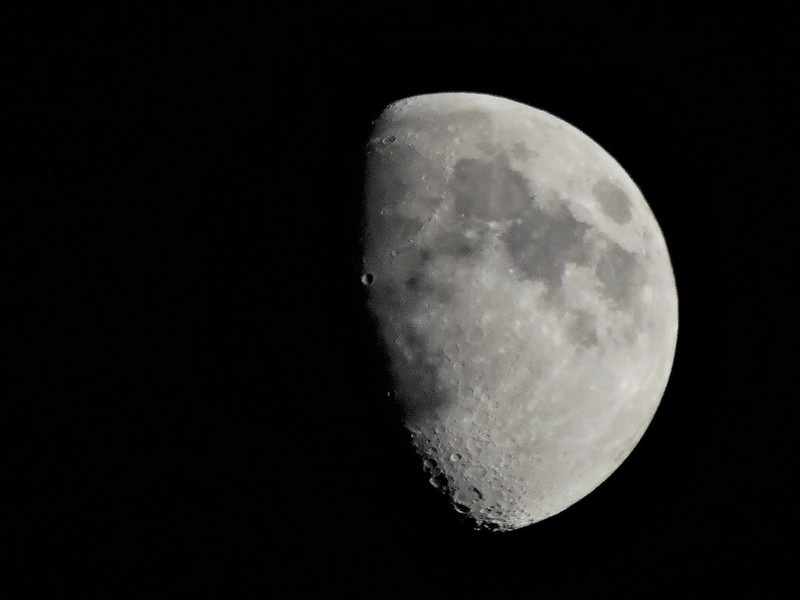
left=361, top=93, right=678, bottom=531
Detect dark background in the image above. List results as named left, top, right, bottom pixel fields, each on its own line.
left=9, top=6, right=798, bottom=597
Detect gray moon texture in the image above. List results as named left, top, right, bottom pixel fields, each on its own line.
left=361, top=92, right=678, bottom=531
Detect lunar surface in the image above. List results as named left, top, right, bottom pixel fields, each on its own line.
left=360, top=93, right=678, bottom=531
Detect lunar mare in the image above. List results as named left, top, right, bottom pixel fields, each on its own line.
left=361, top=93, right=678, bottom=531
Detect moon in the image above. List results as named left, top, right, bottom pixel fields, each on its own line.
left=360, top=92, right=678, bottom=531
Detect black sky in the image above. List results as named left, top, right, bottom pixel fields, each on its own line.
left=8, top=6, right=799, bottom=597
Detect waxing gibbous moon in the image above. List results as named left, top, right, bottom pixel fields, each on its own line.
left=361, top=92, right=678, bottom=531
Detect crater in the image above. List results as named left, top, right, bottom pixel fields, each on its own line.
left=592, top=180, right=632, bottom=224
